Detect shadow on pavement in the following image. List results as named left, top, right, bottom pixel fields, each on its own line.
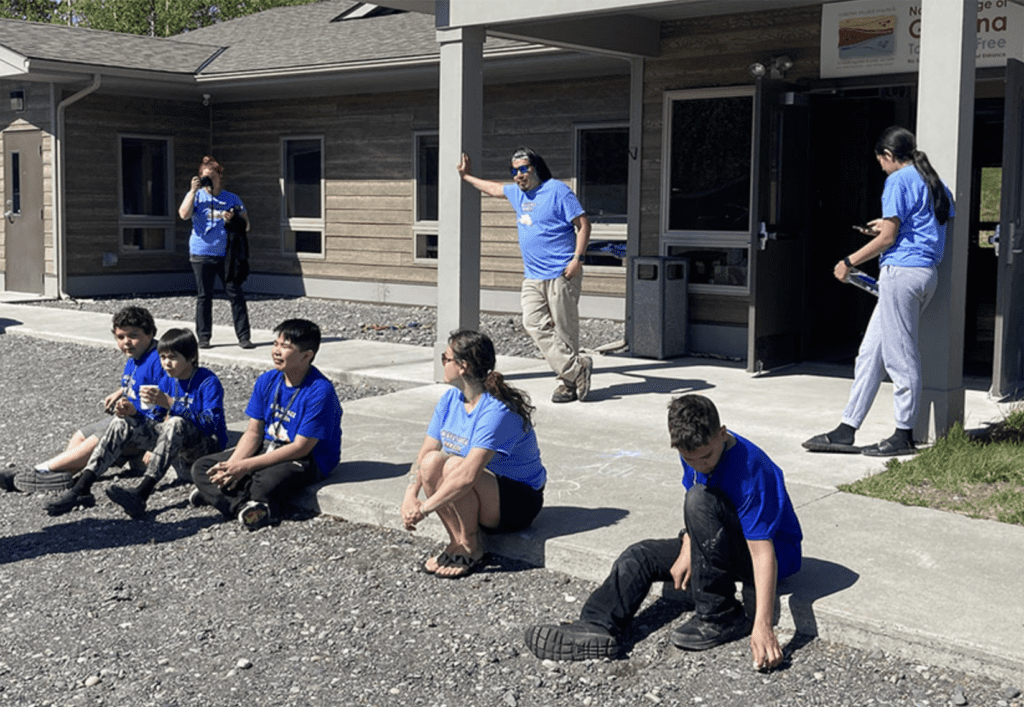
left=783, top=556, right=860, bottom=637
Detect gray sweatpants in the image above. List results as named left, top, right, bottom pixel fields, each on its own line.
left=842, top=264, right=938, bottom=431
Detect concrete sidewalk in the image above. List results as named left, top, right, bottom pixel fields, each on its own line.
left=1, top=302, right=1021, bottom=683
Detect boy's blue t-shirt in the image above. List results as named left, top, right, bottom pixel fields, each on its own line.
left=121, top=342, right=164, bottom=422
left=879, top=165, right=955, bottom=268
left=245, top=366, right=342, bottom=478
left=188, top=188, right=245, bottom=257
left=427, top=387, right=546, bottom=490
left=681, top=432, right=803, bottom=580
left=158, top=366, right=228, bottom=450
left=503, top=180, right=585, bottom=280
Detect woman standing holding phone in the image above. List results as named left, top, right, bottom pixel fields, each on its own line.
left=179, top=155, right=254, bottom=350
left=804, top=126, right=954, bottom=457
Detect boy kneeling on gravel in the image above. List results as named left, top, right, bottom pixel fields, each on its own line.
left=525, top=394, right=803, bottom=670
left=190, top=319, right=342, bottom=531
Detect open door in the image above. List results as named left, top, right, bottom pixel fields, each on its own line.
left=3, top=129, right=44, bottom=294
left=991, top=58, right=1024, bottom=398
left=747, top=80, right=810, bottom=373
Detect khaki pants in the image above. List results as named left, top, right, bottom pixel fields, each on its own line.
left=521, top=274, right=583, bottom=385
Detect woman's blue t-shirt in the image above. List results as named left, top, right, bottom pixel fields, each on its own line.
left=879, top=165, right=955, bottom=268
left=681, top=433, right=803, bottom=580
left=427, top=388, right=546, bottom=490
left=188, top=188, right=245, bottom=257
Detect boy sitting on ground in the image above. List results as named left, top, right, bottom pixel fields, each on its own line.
left=524, top=394, right=803, bottom=670
left=105, top=328, right=228, bottom=518
left=1, top=306, right=163, bottom=495
left=190, top=319, right=342, bottom=531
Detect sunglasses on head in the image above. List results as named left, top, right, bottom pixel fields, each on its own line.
left=509, top=164, right=531, bottom=177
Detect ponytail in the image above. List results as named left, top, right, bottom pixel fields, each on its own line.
left=876, top=126, right=951, bottom=225
left=484, top=371, right=535, bottom=431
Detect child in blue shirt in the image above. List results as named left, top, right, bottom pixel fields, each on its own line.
left=105, top=328, right=228, bottom=519
left=191, top=319, right=342, bottom=531
left=526, top=395, right=802, bottom=670
left=0, top=306, right=162, bottom=495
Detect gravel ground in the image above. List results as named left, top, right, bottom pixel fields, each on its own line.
left=2, top=300, right=1023, bottom=707
left=24, top=292, right=627, bottom=358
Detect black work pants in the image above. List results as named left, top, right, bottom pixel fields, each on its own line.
left=191, top=256, right=250, bottom=344
left=190, top=445, right=318, bottom=519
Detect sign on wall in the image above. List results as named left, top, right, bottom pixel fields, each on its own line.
left=820, top=0, right=1024, bottom=78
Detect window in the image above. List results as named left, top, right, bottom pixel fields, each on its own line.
left=119, top=136, right=173, bottom=252
left=661, top=88, right=754, bottom=292
left=282, top=137, right=324, bottom=256
left=575, top=123, right=628, bottom=268
left=413, top=131, right=438, bottom=262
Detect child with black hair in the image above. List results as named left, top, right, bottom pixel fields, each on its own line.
left=191, top=319, right=342, bottom=531
left=1, top=306, right=163, bottom=494
left=105, top=328, right=228, bottom=518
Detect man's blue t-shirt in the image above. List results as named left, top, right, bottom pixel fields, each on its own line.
left=681, top=433, right=803, bottom=580
left=427, top=387, right=546, bottom=490
left=245, top=367, right=343, bottom=478
left=503, top=180, right=585, bottom=280
left=158, top=366, right=228, bottom=450
left=121, top=342, right=164, bottom=422
left=879, top=165, right=955, bottom=268
left=188, top=188, right=245, bottom=257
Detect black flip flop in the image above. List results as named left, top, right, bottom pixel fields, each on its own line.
left=802, top=432, right=861, bottom=454
left=421, top=551, right=452, bottom=575
left=434, top=553, right=485, bottom=579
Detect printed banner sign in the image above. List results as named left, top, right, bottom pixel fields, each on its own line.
left=821, top=0, right=1024, bottom=78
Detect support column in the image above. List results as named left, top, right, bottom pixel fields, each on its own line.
left=915, top=0, right=976, bottom=440
left=624, top=57, right=643, bottom=349
left=435, top=26, right=485, bottom=380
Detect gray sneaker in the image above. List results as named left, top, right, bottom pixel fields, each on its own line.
left=524, top=622, right=618, bottom=661
left=551, top=383, right=577, bottom=403
left=575, top=356, right=594, bottom=402
left=15, top=468, right=75, bottom=493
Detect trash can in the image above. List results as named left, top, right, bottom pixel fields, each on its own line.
left=628, top=256, right=688, bottom=359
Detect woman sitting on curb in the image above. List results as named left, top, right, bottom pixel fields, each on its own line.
left=401, top=330, right=547, bottom=579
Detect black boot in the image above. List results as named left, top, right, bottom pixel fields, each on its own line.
left=106, top=476, right=157, bottom=519
left=45, top=471, right=97, bottom=516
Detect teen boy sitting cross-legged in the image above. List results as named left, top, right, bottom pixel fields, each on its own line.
left=524, top=394, right=803, bottom=670
left=190, top=319, right=342, bottom=531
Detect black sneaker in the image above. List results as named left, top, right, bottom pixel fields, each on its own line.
left=238, top=339, right=256, bottom=350
left=105, top=485, right=147, bottom=519
left=188, top=488, right=208, bottom=508
left=524, top=622, right=618, bottom=661
left=0, top=469, right=16, bottom=492
left=670, top=612, right=752, bottom=651
left=238, top=500, right=272, bottom=531
left=44, top=489, right=96, bottom=517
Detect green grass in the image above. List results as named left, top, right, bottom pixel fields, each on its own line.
left=839, top=421, right=1024, bottom=525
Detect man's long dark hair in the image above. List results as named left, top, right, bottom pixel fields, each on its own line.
left=875, top=126, right=951, bottom=225
left=510, top=146, right=552, bottom=182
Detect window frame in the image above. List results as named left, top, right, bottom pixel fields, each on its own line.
left=660, top=86, right=756, bottom=295
left=117, top=134, right=174, bottom=254
left=280, top=135, right=326, bottom=259
left=573, top=121, right=628, bottom=271
left=412, top=129, right=439, bottom=264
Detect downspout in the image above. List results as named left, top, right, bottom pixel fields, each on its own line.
left=54, top=74, right=101, bottom=299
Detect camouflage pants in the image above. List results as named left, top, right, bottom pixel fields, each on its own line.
left=82, top=415, right=218, bottom=484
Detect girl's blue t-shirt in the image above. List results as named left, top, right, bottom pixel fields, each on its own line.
left=158, top=366, right=228, bottom=450
left=503, top=180, right=585, bottom=280
left=681, top=433, right=803, bottom=580
left=879, top=165, right=955, bottom=268
left=427, top=388, right=546, bottom=490
left=245, top=367, right=343, bottom=478
left=121, top=342, right=164, bottom=422
left=188, top=188, right=245, bottom=257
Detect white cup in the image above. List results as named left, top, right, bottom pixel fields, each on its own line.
left=139, top=385, right=159, bottom=410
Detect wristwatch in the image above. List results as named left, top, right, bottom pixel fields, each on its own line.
left=843, top=256, right=853, bottom=268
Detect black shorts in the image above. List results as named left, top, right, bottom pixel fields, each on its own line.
left=481, top=474, right=544, bottom=535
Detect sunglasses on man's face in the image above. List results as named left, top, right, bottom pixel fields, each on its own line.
left=509, top=164, right=531, bottom=177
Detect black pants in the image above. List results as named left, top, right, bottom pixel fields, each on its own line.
left=191, top=257, right=251, bottom=344
left=579, top=484, right=754, bottom=635
left=190, top=445, right=319, bottom=519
